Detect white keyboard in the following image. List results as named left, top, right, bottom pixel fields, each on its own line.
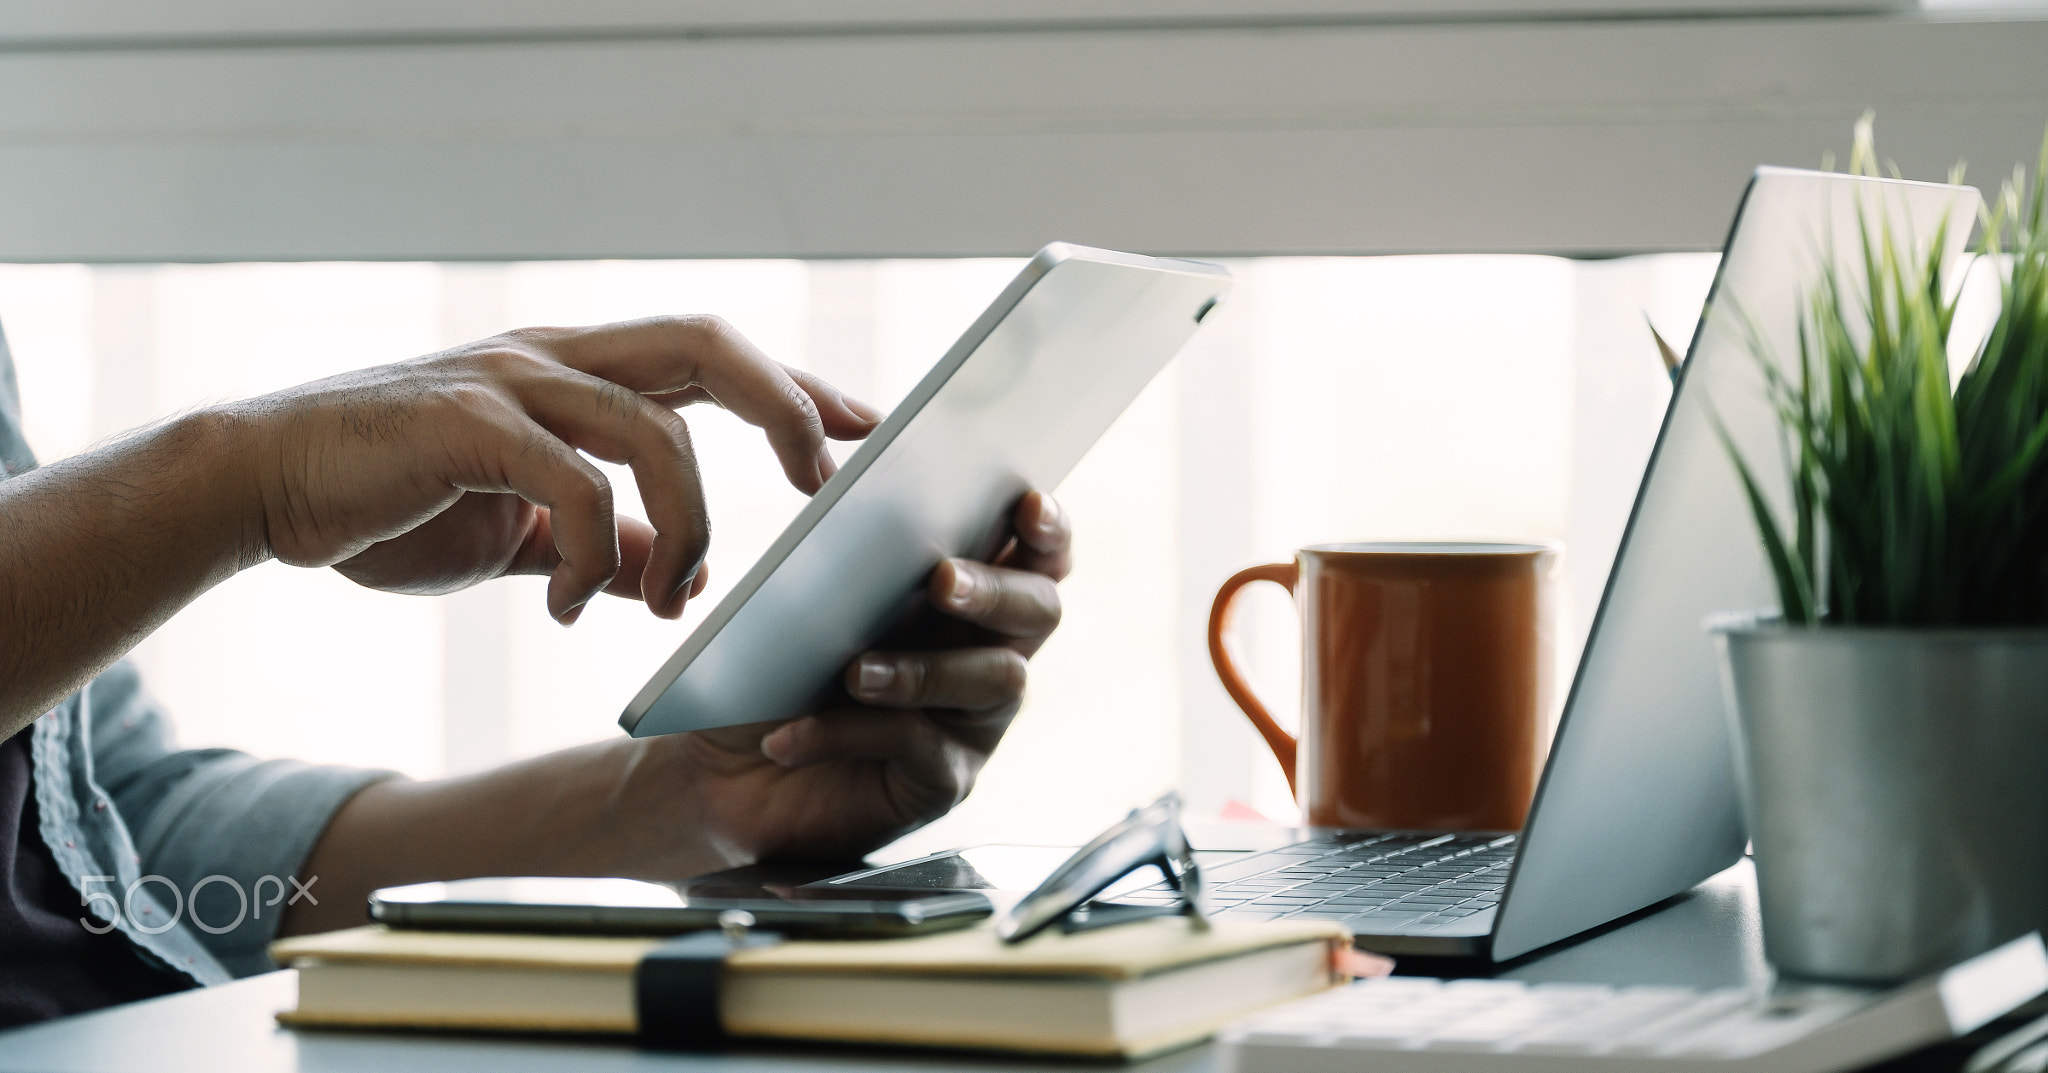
left=1219, top=934, right=2048, bottom=1073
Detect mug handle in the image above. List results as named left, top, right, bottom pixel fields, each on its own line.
left=1207, top=562, right=1301, bottom=797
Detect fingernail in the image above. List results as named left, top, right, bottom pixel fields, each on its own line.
left=1034, top=498, right=1063, bottom=542
left=948, top=567, right=976, bottom=609
left=847, top=397, right=885, bottom=424
left=856, top=658, right=896, bottom=697
left=666, top=568, right=698, bottom=617
left=761, top=726, right=798, bottom=766
left=558, top=600, right=587, bottom=627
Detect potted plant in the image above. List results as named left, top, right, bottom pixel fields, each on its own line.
left=1712, top=126, right=2048, bottom=984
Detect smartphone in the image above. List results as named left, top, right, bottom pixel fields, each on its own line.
left=368, top=876, right=993, bottom=938
left=824, top=844, right=1250, bottom=897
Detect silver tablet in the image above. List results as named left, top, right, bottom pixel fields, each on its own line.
left=621, top=243, right=1232, bottom=737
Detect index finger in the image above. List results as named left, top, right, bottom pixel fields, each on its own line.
left=541, top=316, right=873, bottom=495
left=508, top=370, right=710, bottom=618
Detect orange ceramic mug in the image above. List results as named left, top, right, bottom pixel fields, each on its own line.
left=1207, top=542, right=1559, bottom=831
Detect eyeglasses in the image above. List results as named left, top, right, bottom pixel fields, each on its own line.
left=996, top=792, right=1212, bottom=944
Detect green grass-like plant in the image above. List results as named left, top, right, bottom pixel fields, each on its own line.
left=1725, top=123, right=2048, bottom=626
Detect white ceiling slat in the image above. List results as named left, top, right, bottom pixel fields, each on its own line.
left=0, top=1, right=1923, bottom=46
left=0, top=10, right=2041, bottom=260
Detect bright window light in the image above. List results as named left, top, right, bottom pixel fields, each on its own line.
left=0, top=255, right=1713, bottom=840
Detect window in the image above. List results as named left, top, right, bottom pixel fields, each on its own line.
left=0, top=254, right=1714, bottom=842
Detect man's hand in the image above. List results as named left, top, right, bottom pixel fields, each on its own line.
left=234, top=317, right=879, bottom=623
left=610, top=491, right=1071, bottom=871
left=4, top=314, right=881, bottom=736
left=284, top=492, right=1071, bottom=933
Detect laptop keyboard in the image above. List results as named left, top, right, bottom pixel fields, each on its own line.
left=1110, top=832, right=1518, bottom=925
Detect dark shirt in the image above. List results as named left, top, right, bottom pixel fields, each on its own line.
left=0, top=329, right=178, bottom=1028
left=0, top=730, right=180, bottom=1029
left=0, top=324, right=390, bottom=1030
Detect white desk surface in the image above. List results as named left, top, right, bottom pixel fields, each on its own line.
left=0, top=860, right=1768, bottom=1073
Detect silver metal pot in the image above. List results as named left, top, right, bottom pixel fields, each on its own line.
left=1710, top=620, right=2048, bottom=983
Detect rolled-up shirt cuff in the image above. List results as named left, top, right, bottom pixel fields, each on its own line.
left=125, top=756, right=396, bottom=977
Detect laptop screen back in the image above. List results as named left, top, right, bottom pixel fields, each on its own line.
left=1491, top=169, right=1983, bottom=961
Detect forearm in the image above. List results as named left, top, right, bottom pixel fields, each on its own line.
left=280, top=737, right=731, bottom=936
left=0, top=411, right=265, bottom=738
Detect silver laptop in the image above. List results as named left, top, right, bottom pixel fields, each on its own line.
left=825, top=169, right=1984, bottom=960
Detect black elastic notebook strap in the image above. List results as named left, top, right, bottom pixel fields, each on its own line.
left=634, top=929, right=783, bottom=1050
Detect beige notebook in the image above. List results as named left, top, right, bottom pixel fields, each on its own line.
left=272, top=917, right=1348, bottom=1058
